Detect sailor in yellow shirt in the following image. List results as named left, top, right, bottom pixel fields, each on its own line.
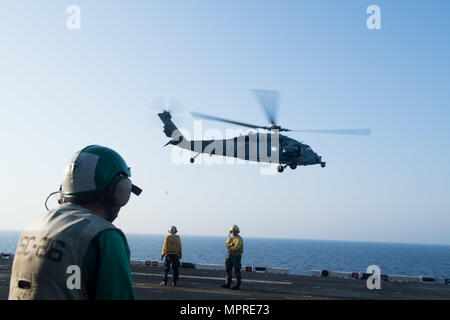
left=160, top=226, right=182, bottom=286
left=221, top=225, right=244, bottom=290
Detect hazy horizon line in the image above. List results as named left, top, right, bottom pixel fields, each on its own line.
left=1, top=229, right=449, bottom=247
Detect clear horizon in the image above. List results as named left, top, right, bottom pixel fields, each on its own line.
left=2, top=229, right=450, bottom=248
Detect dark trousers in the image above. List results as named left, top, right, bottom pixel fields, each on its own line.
left=163, top=254, right=180, bottom=284
left=225, top=255, right=242, bottom=285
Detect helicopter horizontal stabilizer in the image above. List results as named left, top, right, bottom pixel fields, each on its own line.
left=163, top=140, right=172, bottom=147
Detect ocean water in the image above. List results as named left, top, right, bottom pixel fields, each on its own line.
left=1, top=230, right=450, bottom=277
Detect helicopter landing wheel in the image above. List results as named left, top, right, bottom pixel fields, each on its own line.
left=289, top=162, right=297, bottom=170
left=190, top=153, right=200, bottom=164
left=277, top=165, right=284, bottom=173
left=321, top=162, right=326, bottom=168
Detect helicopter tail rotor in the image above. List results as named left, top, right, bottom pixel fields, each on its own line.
left=149, top=97, right=185, bottom=114
left=148, top=97, right=186, bottom=129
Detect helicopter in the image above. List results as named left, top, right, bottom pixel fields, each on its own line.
left=157, top=90, right=371, bottom=173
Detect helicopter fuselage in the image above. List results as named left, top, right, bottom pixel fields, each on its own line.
left=159, top=111, right=326, bottom=170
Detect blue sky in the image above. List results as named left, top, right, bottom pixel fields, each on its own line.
left=0, top=1, right=449, bottom=244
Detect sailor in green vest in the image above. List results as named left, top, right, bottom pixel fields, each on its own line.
left=221, top=225, right=244, bottom=290
left=8, top=145, right=142, bottom=300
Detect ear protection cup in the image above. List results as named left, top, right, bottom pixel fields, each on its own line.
left=105, top=174, right=132, bottom=207
left=112, top=178, right=132, bottom=207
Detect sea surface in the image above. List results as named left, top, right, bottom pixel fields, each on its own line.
left=1, top=230, right=450, bottom=277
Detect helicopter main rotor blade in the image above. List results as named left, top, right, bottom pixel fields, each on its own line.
left=191, top=112, right=268, bottom=130
left=288, top=128, right=372, bottom=135
left=251, top=89, right=280, bottom=126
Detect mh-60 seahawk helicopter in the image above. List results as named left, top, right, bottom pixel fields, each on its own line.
left=157, top=90, right=371, bottom=173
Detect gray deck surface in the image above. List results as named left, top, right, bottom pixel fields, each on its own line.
left=1, top=259, right=449, bottom=300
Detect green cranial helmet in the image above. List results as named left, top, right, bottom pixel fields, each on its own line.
left=169, top=226, right=178, bottom=234
left=61, top=145, right=141, bottom=205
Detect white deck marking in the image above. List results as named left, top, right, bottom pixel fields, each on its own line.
left=182, top=288, right=250, bottom=296
left=132, top=272, right=292, bottom=285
